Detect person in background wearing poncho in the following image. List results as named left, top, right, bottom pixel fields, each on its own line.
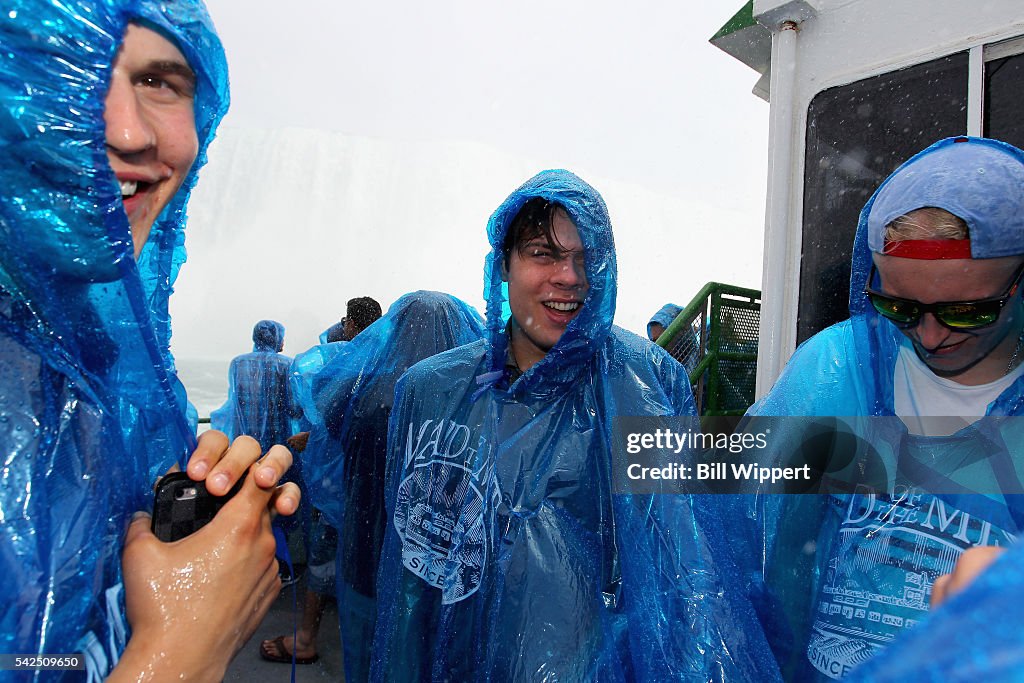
left=371, top=171, right=778, bottom=682
left=301, top=290, right=485, bottom=682
left=213, top=319, right=299, bottom=452
left=647, top=303, right=682, bottom=342
left=0, top=2, right=299, bottom=680
left=260, top=296, right=383, bottom=666
left=742, top=137, right=1024, bottom=681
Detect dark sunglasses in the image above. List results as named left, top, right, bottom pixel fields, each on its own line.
left=864, top=261, right=1024, bottom=330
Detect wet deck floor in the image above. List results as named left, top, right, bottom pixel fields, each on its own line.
left=226, top=574, right=345, bottom=682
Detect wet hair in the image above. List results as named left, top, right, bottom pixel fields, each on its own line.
left=884, top=207, right=969, bottom=247
left=347, top=297, right=382, bottom=333
left=502, top=197, right=571, bottom=266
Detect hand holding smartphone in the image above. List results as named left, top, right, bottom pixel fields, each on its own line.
left=151, top=471, right=245, bottom=542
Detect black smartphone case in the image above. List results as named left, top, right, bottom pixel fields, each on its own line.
left=151, top=471, right=243, bottom=542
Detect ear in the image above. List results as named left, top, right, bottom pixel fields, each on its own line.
left=500, top=256, right=509, bottom=283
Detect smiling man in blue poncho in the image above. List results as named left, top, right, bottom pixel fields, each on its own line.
left=0, top=2, right=299, bottom=679
left=744, top=137, right=1024, bottom=681
left=371, top=171, right=777, bottom=682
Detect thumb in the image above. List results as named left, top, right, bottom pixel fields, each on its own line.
left=125, top=511, right=155, bottom=546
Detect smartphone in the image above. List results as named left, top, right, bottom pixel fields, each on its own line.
left=151, top=471, right=245, bottom=542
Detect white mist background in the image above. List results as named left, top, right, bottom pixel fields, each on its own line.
left=170, top=1, right=769, bottom=414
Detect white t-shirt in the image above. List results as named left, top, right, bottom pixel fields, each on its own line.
left=894, top=338, right=1024, bottom=436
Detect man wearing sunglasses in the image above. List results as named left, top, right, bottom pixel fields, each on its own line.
left=865, top=214, right=1024, bottom=433
left=738, top=137, right=1024, bottom=681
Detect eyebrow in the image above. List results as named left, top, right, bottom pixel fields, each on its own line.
left=146, top=59, right=196, bottom=84
left=522, top=238, right=585, bottom=257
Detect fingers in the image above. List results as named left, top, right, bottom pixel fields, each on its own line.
left=226, top=444, right=293, bottom=517
left=252, top=444, right=293, bottom=490
left=203, top=434, right=262, bottom=496
left=124, top=512, right=155, bottom=547
left=184, top=430, right=231, bottom=481
left=930, top=573, right=950, bottom=608
left=269, top=482, right=301, bottom=518
left=187, top=433, right=295, bottom=498
left=931, top=546, right=1006, bottom=608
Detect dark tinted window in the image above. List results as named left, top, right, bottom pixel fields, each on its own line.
left=799, top=53, right=968, bottom=344
left=985, top=50, right=1024, bottom=148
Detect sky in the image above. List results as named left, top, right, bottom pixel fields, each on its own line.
left=171, top=1, right=770, bottom=378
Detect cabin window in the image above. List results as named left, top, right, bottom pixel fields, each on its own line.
left=984, top=39, right=1024, bottom=148
left=797, top=53, right=969, bottom=344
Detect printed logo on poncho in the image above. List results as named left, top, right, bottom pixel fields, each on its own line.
left=394, top=418, right=487, bottom=604
left=806, top=487, right=1015, bottom=680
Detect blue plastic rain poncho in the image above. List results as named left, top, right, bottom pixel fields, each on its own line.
left=290, top=326, right=347, bottom=453
left=371, top=171, right=779, bottom=682
left=845, top=539, right=1024, bottom=682
left=212, top=320, right=298, bottom=452
left=647, top=303, right=682, bottom=340
left=303, top=291, right=485, bottom=683
left=742, top=137, right=1024, bottom=681
left=0, top=0, right=227, bottom=675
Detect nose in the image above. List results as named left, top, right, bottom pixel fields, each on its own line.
left=913, top=312, right=952, bottom=349
left=104, top=75, right=156, bottom=155
left=551, top=255, right=587, bottom=290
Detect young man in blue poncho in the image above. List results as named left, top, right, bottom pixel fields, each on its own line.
left=745, top=137, right=1024, bottom=681
left=0, top=2, right=299, bottom=679
left=371, top=171, right=778, bottom=682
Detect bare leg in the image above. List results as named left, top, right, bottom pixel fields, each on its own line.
left=260, top=589, right=329, bottom=660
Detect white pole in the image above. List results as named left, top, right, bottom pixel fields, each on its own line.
left=755, top=20, right=800, bottom=399
left=967, top=45, right=984, bottom=136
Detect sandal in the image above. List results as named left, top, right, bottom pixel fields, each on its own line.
left=259, top=635, right=319, bottom=665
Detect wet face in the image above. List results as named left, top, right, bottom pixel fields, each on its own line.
left=105, top=24, right=198, bottom=259
left=874, top=253, right=1024, bottom=384
left=506, top=207, right=589, bottom=372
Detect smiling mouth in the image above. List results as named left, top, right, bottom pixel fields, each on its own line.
left=921, top=339, right=967, bottom=357
left=119, top=179, right=157, bottom=199
left=544, top=301, right=580, bottom=312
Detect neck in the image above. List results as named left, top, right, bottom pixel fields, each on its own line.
left=507, top=320, right=546, bottom=374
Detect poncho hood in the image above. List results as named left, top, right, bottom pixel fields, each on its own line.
left=0, top=0, right=229, bottom=461
left=253, top=320, right=286, bottom=352
left=482, top=169, right=616, bottom=398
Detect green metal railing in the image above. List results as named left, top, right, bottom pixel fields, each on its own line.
left=657, top=282, right=761, bottom=416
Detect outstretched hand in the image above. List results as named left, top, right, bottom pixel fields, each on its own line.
left=109, top=433, right=301, bottom=682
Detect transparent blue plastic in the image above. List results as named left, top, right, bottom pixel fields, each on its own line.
left=0, top=0, right=227, bottom=671
left=742, top=138, right=1024, bottom=681
left=302, top=290, right=485, bottom=681
left=211, top=320, right=298, bottom=452
left=371, top=171, right=778, bottom=682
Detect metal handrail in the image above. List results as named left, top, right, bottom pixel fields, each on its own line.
left=655, top=282, right=761, bottom=416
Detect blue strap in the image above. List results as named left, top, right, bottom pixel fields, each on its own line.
left=272, top=524, right=299, bottom=683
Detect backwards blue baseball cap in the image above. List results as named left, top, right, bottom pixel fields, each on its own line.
left=867, top=137, right=1024, bottom=259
